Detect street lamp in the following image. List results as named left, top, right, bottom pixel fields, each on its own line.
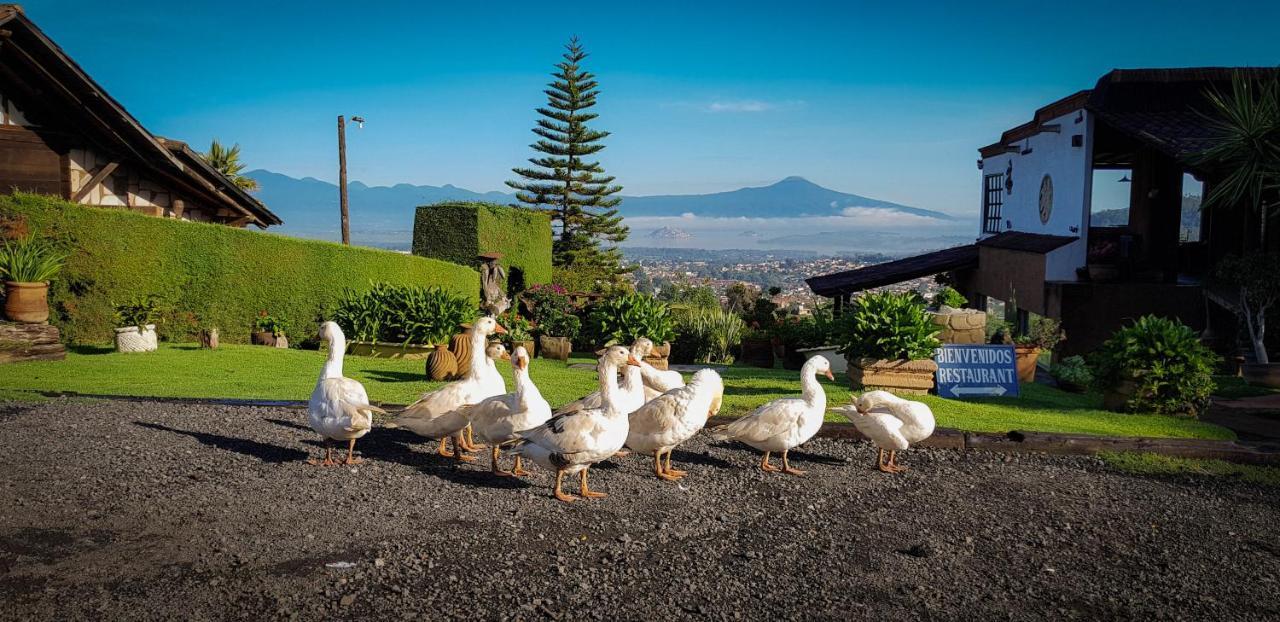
left=337, top=115, right=365, bottom=245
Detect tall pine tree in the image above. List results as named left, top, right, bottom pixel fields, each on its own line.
left=507, top=37, right=629, bottom=285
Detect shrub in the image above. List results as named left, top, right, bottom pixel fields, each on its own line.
left=0, top=232, right=67, bottom=283
left=497, top=310, right=534, bottom=343
left=1016, top=317, right=1065, bottom=350
left=836, top=291, right=940, bottom=361
left=411, top=201, right=552, bottom=292
left=537, top=308, right=581, bottom=339
left=1050, top=355, right=1093, bottom=388
left=932, top=286, right=967, bottom=309
left=671, top=307, right=744, bottom=364
left=1093, top=315, right=1219, bottom=416
left=775, top=307, right=838, bottom=349
left=0, top=193, right=478, bottom=345
left=333, top=282, right=476, bottom=346
left=585, top=293, right=675, bottom=346
left=658, top=281, right=720, bottom=309
left=113, top=296, right=163, bottom=329
left=253, top=310, right=287, bottom=336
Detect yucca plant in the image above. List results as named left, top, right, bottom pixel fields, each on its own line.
left=836, top=291, right=940, bottom=361
left=0, top=234, right=67, bottom=283
left=674, top=307, right=745, bottom=364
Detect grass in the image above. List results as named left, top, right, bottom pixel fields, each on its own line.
left=0, top=343, right=1234, bottom=440
left=1100, top=451, right=1280, bottom=487
left=1211, top=375, right=1280, bottom=400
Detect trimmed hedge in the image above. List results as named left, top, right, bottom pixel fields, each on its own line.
left=412, top=202, right=551, bottom=293
left=0, top=193, right=479, bottom=345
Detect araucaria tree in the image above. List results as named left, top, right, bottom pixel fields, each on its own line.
left=507, top=37, right=629, bottom=285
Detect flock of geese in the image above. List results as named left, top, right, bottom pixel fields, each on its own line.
left=307, top=316, right=936, bottom=503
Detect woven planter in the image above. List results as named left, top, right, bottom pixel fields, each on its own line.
left=346, top=341, right=434, bottom=360
left=847, top=357, right=937, bottom=394
left=539, top=335, right=571, bottom=361
left=114, top=324, right=158, bottom=354
left=426, top=344, right=458, bottom=381
left=3, top=281, right=49, bottom=323
left=643, top=341, right=672, bottom=371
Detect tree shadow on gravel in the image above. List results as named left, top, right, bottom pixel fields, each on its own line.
left=133, top=422, right=308, bottom=463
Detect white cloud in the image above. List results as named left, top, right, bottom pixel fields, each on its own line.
left=680, top=212, right=696, bottom=220
left=707, top=100, right=773, bottom=113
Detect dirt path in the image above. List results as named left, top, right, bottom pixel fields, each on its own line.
left=0, top=398, right=1277, bottom=620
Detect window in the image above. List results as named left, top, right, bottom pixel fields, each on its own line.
left=983, top=173, right=1004, bottom=234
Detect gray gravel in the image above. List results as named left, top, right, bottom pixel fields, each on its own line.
left=1, top=397, right=1278, bottom=621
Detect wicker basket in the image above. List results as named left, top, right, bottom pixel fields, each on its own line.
left=115, top=325, right=158, bottom=353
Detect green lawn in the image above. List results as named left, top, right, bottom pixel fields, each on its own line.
left=0, top=343, right=1233, bottom=440
left=1100, top=451, right=1280, bottom=487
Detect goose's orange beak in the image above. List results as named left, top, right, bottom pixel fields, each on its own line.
left=824, top=370, right=835, bottom=381
left=493, top=323, right=508, bottom=334
left=626, top=355, right=642, bottom=366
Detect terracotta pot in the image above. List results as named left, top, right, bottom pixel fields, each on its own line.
left=846, top=357, right=938, bottom=394
left=539, top=335, right=572, bottom=361
left=1242, top=363, right=1280, bottom=389
left=1014, top=345, right=1040, bottom=383
left=3, top=281, right=49, bottom=323
left=740, top=338, right=775, bottom=369
left=250, top=330, right=276, bottom=346
left=426, top=344, right=458, bottom=381
left=449, top=333, right=472, bottom=378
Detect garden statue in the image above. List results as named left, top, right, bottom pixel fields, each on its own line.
left=479, top=252, right=510, bottom=317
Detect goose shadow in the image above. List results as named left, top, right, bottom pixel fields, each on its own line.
left=704, top=441, right=844, bottom=466
left=327, top=427, right=532, bottom=489
left=265, top=418, right=310, bottom=432
left=668, top=449, right=733, bottom=469
left=133, top=421, right=308, bottom=463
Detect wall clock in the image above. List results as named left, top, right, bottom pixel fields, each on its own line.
left=1038, top=174, right=1053, bottom=224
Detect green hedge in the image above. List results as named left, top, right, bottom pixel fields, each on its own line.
left=411, top=202, right=551, bottom=293
left=0, top=193, right=479, bottom=345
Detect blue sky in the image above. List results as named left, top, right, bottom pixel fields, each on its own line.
left=22, top=0, right=1280, bottom=216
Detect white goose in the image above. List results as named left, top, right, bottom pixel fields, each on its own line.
left=831, top=390, right=934, bottom=473
left=555, top=341, right=648, bottom=416
left=508, top=346, right=640, bottom=502
left=389, top=317, right=507, bottom=461
left=625, top=368, right=723, bottom=481
left=708, top=355, right=834, bottom=475
left=307, top=322, right=386, bottom=466
left=461, top=346, right=552, bottom=477
left=631, top=337, right=684, bottom=399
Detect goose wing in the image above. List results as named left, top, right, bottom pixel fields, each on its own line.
left=519, top=408, right=604, bottom=455
left=852, top=411, right=910, bottom=451
left=710, top=397, right=805, bottom=443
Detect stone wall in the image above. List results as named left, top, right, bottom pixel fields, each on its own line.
left=929, top=306, right=987, bottom=345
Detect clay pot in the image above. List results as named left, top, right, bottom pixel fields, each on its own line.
left=449, top=333, right=471, bottom=378
left=427, top=344, right=458, bottom=381
left=251, top=331, right=275, bottom=347
left=1014, top=345, right=1040, bottom=383
left=3, top=281, right=49, bottom=323
left=539, top=335, right=571, bottom=361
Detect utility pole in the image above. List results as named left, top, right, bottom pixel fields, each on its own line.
left=337, top=115, right=350, bottom=245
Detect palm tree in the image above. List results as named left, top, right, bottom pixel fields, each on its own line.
left=203, top=139, right=260, bottom=192
left=1188, top=71, right=1280, bottom=248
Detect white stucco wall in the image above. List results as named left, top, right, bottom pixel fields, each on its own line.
left=979, top=109, right=1093, bottom=281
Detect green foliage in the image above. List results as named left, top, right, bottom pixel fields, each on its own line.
left=332, top=282, right=476, bottom=346
left=1050, top=355, right=1093, bottom=387
left=932, top=286, right=968, bottom=309
left=775, top=306, right=838, bottom=349
left=0, top=233, right=67, bottom=283
left=523, top=284, right=580, bottom=339
left=585, top=292, right=674, bottom=346
left=202, top=139, right=260, bottom=192
left=1100, top=451, right=1280, bottom=487
left=1093, top=315, right=1219, bottom=416
left=411, top=201, right=552, bottom=293
left=658, top=280, right=720, bottom=309
left=671, top=306, right=745, bottom=364
left=550, top=263, right=632, bottom=295
left=113, top=296, right=163, bottom=328
left=253, top=310, right=287, bottom=336
left=0, top=193, right=478, bottom=345
left=537, top=309, right=580, bottom=340
left=505, top=37, right=630, bottom=283
left=1214, top=252, right=1280, bottom=363
left=836, top=291, right=940, bottom=361
left=1015, top=317, right=1065, bottom=350
left=497, top=310, right=534, bottom=343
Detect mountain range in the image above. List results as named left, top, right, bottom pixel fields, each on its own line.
left=246, top=170, right=955, bottom=245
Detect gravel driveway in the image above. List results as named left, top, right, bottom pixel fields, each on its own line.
left=0, top=398, right=1277, bottom=620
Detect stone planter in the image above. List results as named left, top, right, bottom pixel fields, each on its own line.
left=114, top=324, right=158, bottom=353
left=346, top=341, right=435, bottom=360
left=3, top=281, right=49, bottom=323
left=928, top=307, right=987, bottom=344
left=426, top=344, right=458, bottom=381
left=796, top=346, right=847, bottom=374
left=740, top=338, right=775, bottom=369
left=509, top=339, right=535, bottom=357
left=250, top=330, right=276, bottom=347
left=847, top=357, right=937, bottom=394
left=539, top=335, right=572, bottom=361
left=198, top=328, right=219, bottom=349
left=1242, top=363, right=1280, bottom=389
left=1014, top=345, right=1040, bottom=383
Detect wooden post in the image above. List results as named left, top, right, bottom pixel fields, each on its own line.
left=337, top=115, right=350, bottom=245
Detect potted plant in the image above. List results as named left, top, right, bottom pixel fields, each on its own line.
left=1214, top=253, right=1280, bottom=387
left=584, top=293, right=676, bottom=369
left=1049, top=355, right=1092, bottom=393
left=498, top=310, right=535, bottom=356
left=1093, top=315, right=1218, bottom=416
left=113, top=296, right=161, bottom=353
left=1012, top=317, right=1064, bottom=383
left=252, top=311, right=287, bottom=348
left=330, top=283, right=475, bottom=364
left=0, top=233, right=67, bottom=324
left=836, top=291, right=941, bottom=393
left=536, top=307, right=580, bottom=361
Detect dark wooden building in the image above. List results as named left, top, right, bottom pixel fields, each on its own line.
left=0, top=5, right=280, bottom=227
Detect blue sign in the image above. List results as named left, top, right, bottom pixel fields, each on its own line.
left=933, top=344, right=1019, bottom=398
